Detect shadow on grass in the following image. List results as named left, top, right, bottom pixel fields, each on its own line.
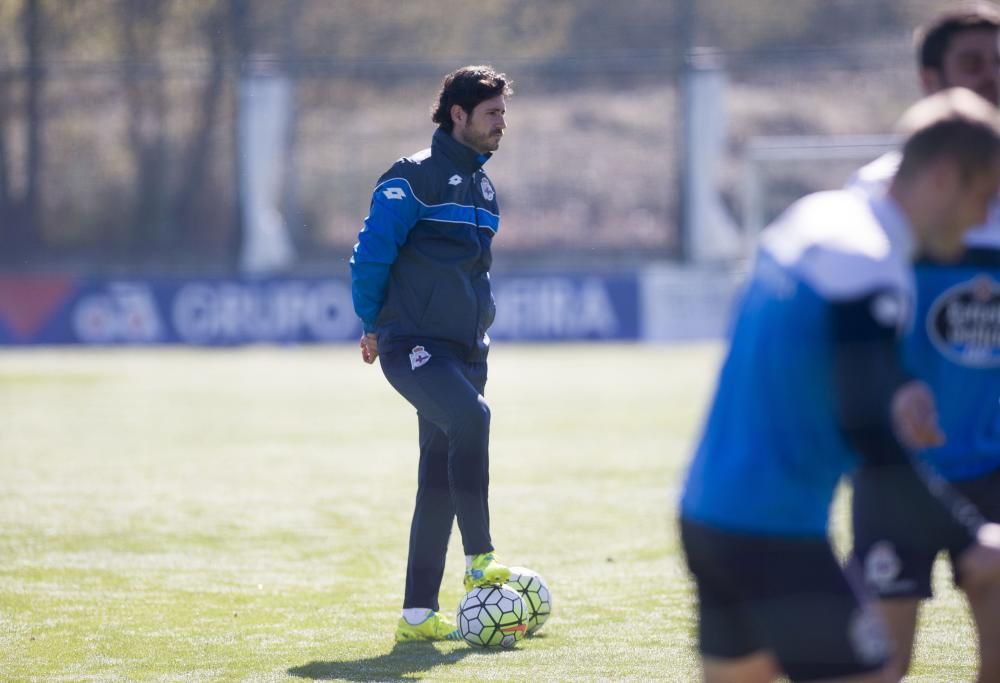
left=288, top=641, right=480, bottom=682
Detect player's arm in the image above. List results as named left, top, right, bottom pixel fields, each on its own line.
left=349, top=177, right=423, bottom=333
left=831, top=290, right=985, bottom=555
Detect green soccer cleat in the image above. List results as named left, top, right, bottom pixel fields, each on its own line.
left=394, top=610, right=462, bottom=643
left=463, top=552, right=512, bottom=592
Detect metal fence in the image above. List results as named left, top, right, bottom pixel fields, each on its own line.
left=0, top=35, right=924, bottom=273
left=1, top=54, right=690, bottom=272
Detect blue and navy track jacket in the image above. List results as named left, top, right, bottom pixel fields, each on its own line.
left=350, top=128, right=500, bottom=360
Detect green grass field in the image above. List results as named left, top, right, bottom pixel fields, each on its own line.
left=0, top=344, right=978, bottom=681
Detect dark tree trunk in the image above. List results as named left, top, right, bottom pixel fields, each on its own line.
left=0, top=77, right=12, bottom=252
left=16, top=0, right=45, bottom=253
left=120, top=0, right=169, bottom=255
left=171, top=6, right=228, bottom=245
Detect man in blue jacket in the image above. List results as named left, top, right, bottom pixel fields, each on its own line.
left=350, top=65, right=514, bottom=642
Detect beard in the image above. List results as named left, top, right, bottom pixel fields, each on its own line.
left=462, top=126, right=503, bottom=153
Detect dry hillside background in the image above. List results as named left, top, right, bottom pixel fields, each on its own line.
left=0, top=0, right=949, bottom=270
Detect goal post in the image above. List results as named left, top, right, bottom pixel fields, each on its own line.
left=741, top=134, right=902, bottom=252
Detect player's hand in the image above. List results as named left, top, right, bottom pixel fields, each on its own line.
left=957, top=523, right=1000, bottom=592
left=890, top=380, right=945, bottom=450
left=360, top=333, right=378, bottom=364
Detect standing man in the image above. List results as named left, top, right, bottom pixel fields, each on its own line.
left=679, top=89, right=1000, bottom=683
left=350, top=65, right=514, bottom=643
left=849, top=4, right=1000, bottom=680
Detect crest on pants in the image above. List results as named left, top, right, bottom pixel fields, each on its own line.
left=409, top=345, right=431, bottom=370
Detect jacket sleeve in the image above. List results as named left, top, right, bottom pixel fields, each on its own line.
left=350, top=176, right=423, bottom=332
left=832, top=290, right=984, bottom=554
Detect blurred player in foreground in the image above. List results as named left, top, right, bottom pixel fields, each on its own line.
left=678, top=88, right=1000, bottom=683
left=848, top=4, right=1000, bottom=680
left=350, top=65, right=514, bottom=642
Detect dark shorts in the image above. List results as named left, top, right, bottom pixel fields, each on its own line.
left=852, top=464, right=1000, bottom=598
left=680, top=518, right=889, bottom=682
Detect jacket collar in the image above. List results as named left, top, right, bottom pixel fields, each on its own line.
left=868, top=192, right=916, bottom=261
left=432, top=127, right=491, bottom=174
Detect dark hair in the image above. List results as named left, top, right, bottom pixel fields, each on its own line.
left=431, top=65, right=512, bottom=132
left=916, top=1, right=1000, bottom=70
left=896, top=88, right=1000, bottom=182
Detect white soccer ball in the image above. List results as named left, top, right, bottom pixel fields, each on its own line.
left=505, top=566, right=552, bottom=635
left=456, top=584, right=527, bottom=648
